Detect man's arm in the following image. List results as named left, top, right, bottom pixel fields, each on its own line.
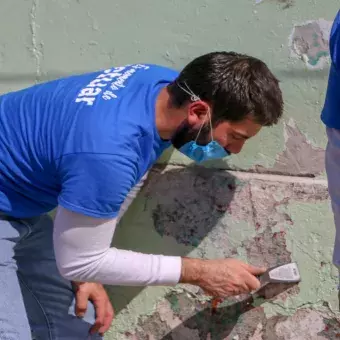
left=56, top=149, right=183, bottom=285
left=54, top=205, right=265, bottom=296
left=56, top=153, right=264, bottom=294
left=53, top=205, right=182, bottom=286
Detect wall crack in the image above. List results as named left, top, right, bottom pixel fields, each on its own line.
left=30, top=0, right=42, bottom=82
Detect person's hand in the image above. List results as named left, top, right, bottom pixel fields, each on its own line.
left=73, top=281, right=115, bottom=336
left=180, top=258, right=266, bottom=297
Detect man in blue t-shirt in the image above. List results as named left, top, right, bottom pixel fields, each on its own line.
left=0, top=52, right=283, bottom=339
left=322, top=10, right=340, bottom=290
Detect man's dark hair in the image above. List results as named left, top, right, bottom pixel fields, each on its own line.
left=167, top=51, right=283, bottom=126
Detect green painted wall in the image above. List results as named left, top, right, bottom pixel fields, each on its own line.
left=1, top=0, right=339, bottom=338
left=1, top=0, right=338, bottom=174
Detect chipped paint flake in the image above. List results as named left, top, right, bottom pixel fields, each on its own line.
left=289, top=19, right=333, bottom=70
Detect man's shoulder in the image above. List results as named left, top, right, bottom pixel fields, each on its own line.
left=71, top=63, right=178, bottom=108
left=58, top=63, right=176, bottom=155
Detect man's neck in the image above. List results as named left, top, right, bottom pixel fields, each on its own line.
left=155, top=87, right=185, bottom=140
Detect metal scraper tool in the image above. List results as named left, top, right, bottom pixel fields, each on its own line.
left=210, top=262, right=301, bottom=313
left=247, top=262, right=302, bottom=305
left=257, top=262, right=301, bottom=286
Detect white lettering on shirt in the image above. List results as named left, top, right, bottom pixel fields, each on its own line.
left=75, top=64, right=150, bottom=106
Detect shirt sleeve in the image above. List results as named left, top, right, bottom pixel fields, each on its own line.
left=57, top=152, right=138, bottom=218
left=330, top=10, right=340, bottom=68
left=53, top=205, right=182, bottom=286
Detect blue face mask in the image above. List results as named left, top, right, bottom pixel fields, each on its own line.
left=179, top=140, right=230, bottom=163
left=176, top=82, right=230, bottom=163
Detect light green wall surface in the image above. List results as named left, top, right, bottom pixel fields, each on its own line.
left=0, top=0, right=338, bottom=173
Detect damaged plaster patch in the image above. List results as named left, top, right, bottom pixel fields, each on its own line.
left=254, top=119, right=325, bottom=176
left=114, top=166, right=335, bottom=339
left=249, top=178, right=328, bottom=234
left=289, top=19, right=333, bottom=70
left=146, top=166, right=328, bottom=269
left=128, top=292, right=268, bottom=340
left=126, top=292, right=339, bottom=340
left=127, top=299, right=339, bottom=340
left=243, top=225, right=292, bottom=268
left=127, top=296, right=202, bottom=340
left=274, top=309, right=327, bottom=339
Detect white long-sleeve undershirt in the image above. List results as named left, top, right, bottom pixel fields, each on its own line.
left=53, top=174, right=182, bottom=286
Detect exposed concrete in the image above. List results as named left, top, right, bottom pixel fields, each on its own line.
left=289, top=19, right=333, bottom=70
left=253, top=119, right=325, bottom=177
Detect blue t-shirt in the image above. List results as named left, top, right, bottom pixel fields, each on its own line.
left=0, top=64, right=177, bottom=218
left=321, top=10, right=340, bottom=128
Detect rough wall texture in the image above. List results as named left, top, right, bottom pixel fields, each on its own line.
left=0, top=0, right=339, bottom=339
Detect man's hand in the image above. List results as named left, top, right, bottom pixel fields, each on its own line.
left=73, top=281, right=115, bottom=336
left=180, top=258, right=266, bottom=297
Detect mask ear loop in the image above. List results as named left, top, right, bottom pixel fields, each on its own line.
left=176, top=81, right=214, bottom=143
left=176, top=81, right=200, bottom=102
left=193, top=108, right=214, bottom=143
left=207, top=108, right=214, bottom=142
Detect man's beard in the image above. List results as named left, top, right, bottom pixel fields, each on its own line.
left=171, top=120, right=211, bottom=150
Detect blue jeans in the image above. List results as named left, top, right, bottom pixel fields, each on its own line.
left=0, top=213, right=102, bottom=340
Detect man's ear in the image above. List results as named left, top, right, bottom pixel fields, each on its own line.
left=187, top=101, right=210, bottom=126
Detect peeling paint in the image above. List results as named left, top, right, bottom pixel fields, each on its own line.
left=243, top=225, right=292, bottom=268
left=289, top=19, right=333, bottom=70
left=107, top=166, right=339, bottom=339
left=269, top=201, right=339, bottom=316
left=318, top=317, right=340, bottom=339
left=254, top=119, right=325, bottom=176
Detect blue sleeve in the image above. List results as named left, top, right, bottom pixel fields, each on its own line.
left=330, top=10, right=340, bottom=68
left=57, top=153, right=138, bottom=218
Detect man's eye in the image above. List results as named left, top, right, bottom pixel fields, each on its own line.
left=232, top=134, right=243, bottom=141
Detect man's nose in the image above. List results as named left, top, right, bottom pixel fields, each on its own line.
left=228, top=140, right=246, bottom=154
